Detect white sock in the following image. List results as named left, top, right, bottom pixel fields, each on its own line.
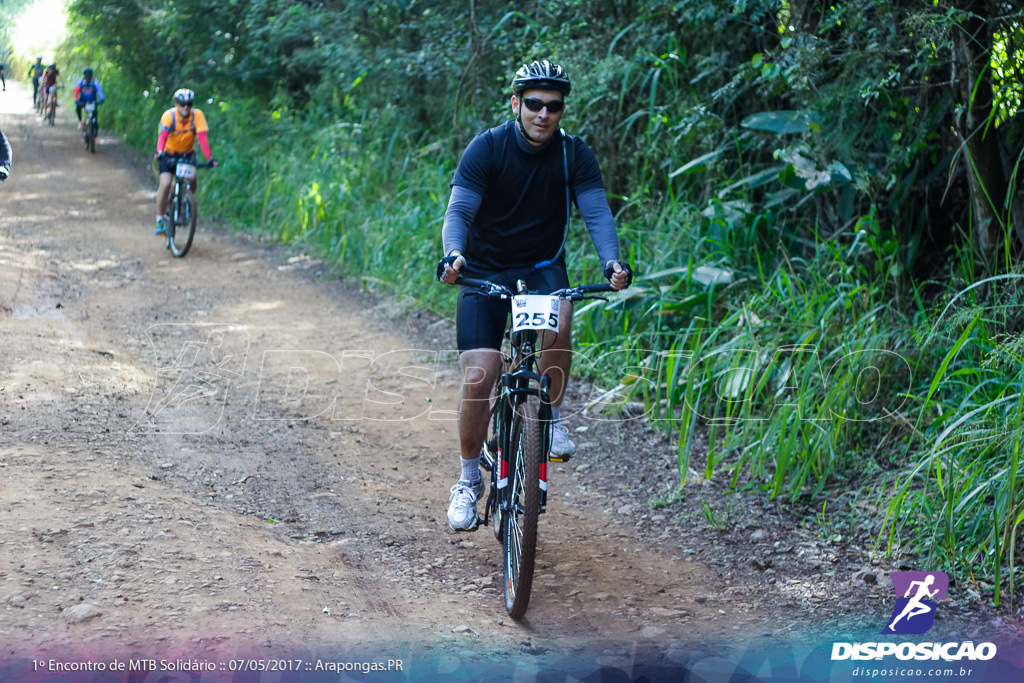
left=460, top=455, right=481, bottom=485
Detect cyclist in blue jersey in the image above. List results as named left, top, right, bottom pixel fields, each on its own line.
left=437, top=60, right=632, bottom=531
left=74, top=68, right=105, bottom=130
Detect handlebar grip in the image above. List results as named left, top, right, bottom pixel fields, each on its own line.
left=577, top=283, right=616, bottom=294
left=453, top=276, right=492, bottom=288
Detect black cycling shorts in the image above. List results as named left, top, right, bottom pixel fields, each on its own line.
left=159, top=152, right=196, bottom=175
left=456, top=260, right=570, bottom=352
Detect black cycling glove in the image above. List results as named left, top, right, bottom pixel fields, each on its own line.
left=436, top=254, right=464, bottom=282
left=603, top=260, right=633, bottom=287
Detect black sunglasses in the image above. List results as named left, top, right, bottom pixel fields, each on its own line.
left=522, top=97, right=564, bottom=113
left=177, top=102, right=193, bottom=108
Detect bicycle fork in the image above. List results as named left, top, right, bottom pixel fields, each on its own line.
left=164, top=181, right=181, bottom=245
left=482, top=372, right=553, bottom=526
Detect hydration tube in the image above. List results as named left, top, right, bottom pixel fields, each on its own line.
left=532, top=129, right=570, bottom=269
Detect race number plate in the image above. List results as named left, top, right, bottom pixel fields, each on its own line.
left=511, top=295, right=559, bottom=332
left=175, top=162, right=197, bottom=180
left=85, top=102, right=97, bottom=113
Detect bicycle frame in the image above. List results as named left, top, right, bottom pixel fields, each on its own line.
left=488, top=326, right=554, bottom=522
left=166, top=171, right=194, bottom=238
left=83, top=102, right=98, bottom=152
left=46, top=89, right=58, bottom=125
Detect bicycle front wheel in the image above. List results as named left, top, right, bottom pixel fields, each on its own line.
left=168, top=191, right=197, bottom=257
left=502, top=394, right=542, bottom=619
left=88, top=122, right=97, bottom=153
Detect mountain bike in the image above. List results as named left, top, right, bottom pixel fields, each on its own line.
left=35, top=80, right=48, bottom=116
left=82, top=102, right=98, bottom=153
left=159, top=155, right=215, bottom=258
left=454, top=276, right=614, bottom=619
left=45, top=86, right=59, bottom=126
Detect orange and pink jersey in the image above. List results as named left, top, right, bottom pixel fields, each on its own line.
left=157, top=108, right=212, bottom=158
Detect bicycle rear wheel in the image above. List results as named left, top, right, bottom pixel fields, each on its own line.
left=503, top=394, right=542, bottom=619
left=484, top=381, right=504, bottom=542
left=47, top=100, right=55, bottom=126
left=168, top=190, right=197, bottom=257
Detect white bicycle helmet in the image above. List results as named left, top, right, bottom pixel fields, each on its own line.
left=173, top=88, right=195, bottom=104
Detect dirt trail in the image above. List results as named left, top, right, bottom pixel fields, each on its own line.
left=0, top=83, right=1019, bottom=680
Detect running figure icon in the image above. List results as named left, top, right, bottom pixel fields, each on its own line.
left=882, top=571, right=948, bottom=635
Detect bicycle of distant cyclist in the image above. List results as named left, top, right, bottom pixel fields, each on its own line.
left=452, top=276, right=614, bottom=619
left=35, top=78, right=49, bottom=116
left=82, top=101, right=99, bottom=153
left=157, top=154, right=214, bottom=257
left=45, top=86, right=60, bottom=126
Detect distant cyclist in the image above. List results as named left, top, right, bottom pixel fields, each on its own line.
left=29, top=58, right=44, bottom=102
left=0, top=63, right=6, bottom=91
left=74, top=68, right=105, bottom=130
left=0, top=128, right=11, bottom=181
left=152, top=88, right=218, bottom=236
left=42, top=63, right=61, bottom=112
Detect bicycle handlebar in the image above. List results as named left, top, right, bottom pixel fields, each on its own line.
left=453, top=277, right=615, bottom=301
left=152, top=153, right=217, bottom=168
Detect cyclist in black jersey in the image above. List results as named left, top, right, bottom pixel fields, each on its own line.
left=437, top=59, right=632, bottom=531
left=29, top=58, right=44, bottom=102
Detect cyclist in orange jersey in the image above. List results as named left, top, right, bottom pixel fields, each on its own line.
left=152, top=88, right=218, bottom=235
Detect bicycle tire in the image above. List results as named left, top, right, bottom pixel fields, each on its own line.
left=502, top=394, right=542, bottom=619
left=47, top=101, right=55, bottom=126
left=483, top=361, right=510, bottom=542
left=89, top=121, right=97, bottom=153
left=168, top=190, right=197, bottom=257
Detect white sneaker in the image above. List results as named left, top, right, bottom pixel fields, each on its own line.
left=550, top=421, right=577, bottom=460
left=447, top=479, right=485, bottom=531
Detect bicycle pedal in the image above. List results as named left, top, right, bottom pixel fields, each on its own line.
left=548, top=453, right=572, bottom=463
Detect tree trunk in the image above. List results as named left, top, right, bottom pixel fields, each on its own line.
left=952, top=0, right=1007, bottom=273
